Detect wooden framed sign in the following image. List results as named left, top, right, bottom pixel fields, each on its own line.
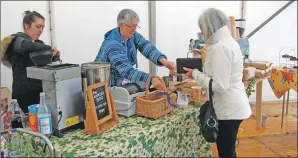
left=85, top=81, right=119, bottom=135
left=89, top=82, right=112, bottom=124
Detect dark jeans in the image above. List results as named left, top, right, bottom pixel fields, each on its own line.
left=216, top=120, right=243, bottom=158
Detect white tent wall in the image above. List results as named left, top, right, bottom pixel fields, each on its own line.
left=155, top=1, right=297, bottom=102
left=1, top=1, right=51, bottom=90
left=245, top=1, right=297, bottom=102
left=1, top=1, right=297, bottom=102
left=0, top=1, right=149, bottom=91
left=50, top=1, right=150, bottom=70
left=155, top=1, right=242, bottom=76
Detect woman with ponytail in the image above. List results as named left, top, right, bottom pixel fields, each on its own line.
left=0, top=10, right=61, bottom=113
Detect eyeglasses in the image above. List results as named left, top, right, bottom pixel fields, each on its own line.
left=123, top=23, right=140, bottom=30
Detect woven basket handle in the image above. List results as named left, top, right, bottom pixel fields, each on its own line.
left=145, top=76, right=166, bottom=96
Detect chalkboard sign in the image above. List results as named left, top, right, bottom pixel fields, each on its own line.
left=87, top=82, right=112, bottom=125
left=92, top=86, right=109, bottom=120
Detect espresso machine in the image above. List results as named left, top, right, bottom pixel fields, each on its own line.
left=26, top=50, right=85, bottom=137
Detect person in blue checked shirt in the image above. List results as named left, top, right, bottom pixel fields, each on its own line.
left=94, top=9, right=175, bottom=90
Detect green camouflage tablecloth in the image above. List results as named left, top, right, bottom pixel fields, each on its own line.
left=51, top=103, right=212, bottom=157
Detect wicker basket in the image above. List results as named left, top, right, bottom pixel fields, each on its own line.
left=189, top=87, right=202, bottom=101
left=176, top=86, right=202, bottom=102
left=136, top=76, right=176, bottom=119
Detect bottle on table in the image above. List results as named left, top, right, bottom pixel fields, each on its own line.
left=37, top=92, right=52, bottom=135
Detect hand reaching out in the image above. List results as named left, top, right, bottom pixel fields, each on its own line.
left=52, top=47, right=61, bottom=56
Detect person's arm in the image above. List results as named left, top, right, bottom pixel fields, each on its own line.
left=11, top=36, right=52, bottom=55
left=105, top=43, right=151, bottom=82
left=192, top=44, right=232, bottom=93
left=134, top=32, right=167, bottom=66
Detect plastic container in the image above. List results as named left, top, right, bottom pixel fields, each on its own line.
left=20, top=113, right=29, bottom=129
left=177, top=91, right=189, bottom=108
left=28, top=104, right=39, bottom=132
left=262, top=115, right=267, bottom=127
left=9, top=150, right=27, bottom=157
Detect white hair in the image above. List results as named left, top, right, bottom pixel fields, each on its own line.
left=198, top=8, right=230, bottom=41
left=117, top=9, right=140, bottom=25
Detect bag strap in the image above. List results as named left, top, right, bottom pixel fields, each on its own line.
left=208, top=78, right=214, bottom=111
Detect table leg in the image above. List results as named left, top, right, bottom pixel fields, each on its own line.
left=281, top=94, right=285, bottom=127
left=256, top=81, right=262, bottom=129
left=286, top=90, right=290, bottom=114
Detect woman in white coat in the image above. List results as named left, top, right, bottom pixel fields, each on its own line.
left=184, top=8, right=252, bottom=158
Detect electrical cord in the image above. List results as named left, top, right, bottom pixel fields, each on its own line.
left=43, top=111, right=62, bottom=152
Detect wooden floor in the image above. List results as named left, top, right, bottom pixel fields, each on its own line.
left=211, top=101, right=297, bottom=157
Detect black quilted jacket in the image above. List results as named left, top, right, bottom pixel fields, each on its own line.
left=5, top=32, right=52, bottom=99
